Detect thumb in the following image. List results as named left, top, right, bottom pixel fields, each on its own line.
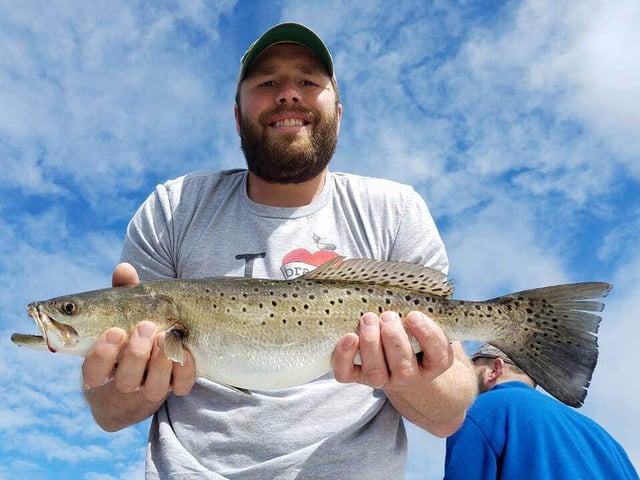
left=112, top=262, right=140, bottom=287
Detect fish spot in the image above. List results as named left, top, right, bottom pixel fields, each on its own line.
left=318, top=320, right=324, bottom=326
left=303, top=304, right=310, bottom=310
left=428, top=307, right=434, bottom=313
left=309, top=294, right=316, bottom=300
left=378, top=306, right=383, bottom=313
left=345, top=290, right=352, bottom=295
left=282, top=293, right=288, bottom=298
left=361, top=298, right=368, bottom=303
left=242, top=293, right=248, bottom=298
left=291, top=306, right=297, bottom=313
left=338, top=298, right=344, bottom=304
left=282, top=319, right=287, bottom=324
left=323, top=288, right=329, bottom=294
left=405, top=295, right=411, bottom=301
left=205, top=288, right=211, bottom=293
left=242, top=307, right=247, bottom=313
left=385, top=298, right=392, bottom=305
left=324, top=309, right=330, bottom=315
left=297, top=320, right=303, bottom=326
left=413, top=299, right=420, bottom=306
left=367, top=288, right=374, bottom=294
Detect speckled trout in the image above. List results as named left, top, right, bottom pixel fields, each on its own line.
left=11, top=258, right=611, bottom=407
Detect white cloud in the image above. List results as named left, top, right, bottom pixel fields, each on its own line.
left=0, top=1, right=239, bottom=209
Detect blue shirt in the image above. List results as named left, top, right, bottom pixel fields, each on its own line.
left=445, top=382, right=638, bottom=480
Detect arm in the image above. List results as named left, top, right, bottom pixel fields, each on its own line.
left=82, top=263, right=196, bottom=432
left=333, top=310, right=477, bottom=437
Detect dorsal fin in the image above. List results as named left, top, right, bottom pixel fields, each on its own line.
left=300, top=257, right=454, bottom=297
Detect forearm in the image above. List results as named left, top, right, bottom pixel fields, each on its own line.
left=387, top=344, right=477, bottom=437
left=84, top=381, right=166, bottom=432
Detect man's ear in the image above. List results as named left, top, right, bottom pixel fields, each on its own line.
left=487, top=357, right=505, bottom=386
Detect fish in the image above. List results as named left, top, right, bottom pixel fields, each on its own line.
left=11, top=258, right=611, bottom=407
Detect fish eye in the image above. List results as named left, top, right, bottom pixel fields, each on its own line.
left=62, top=302, right=77, bottom=315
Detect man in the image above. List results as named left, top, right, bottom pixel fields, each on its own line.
left=445, top=344, right=639, bottom=480
left=82, top=23, right=477, bottom=479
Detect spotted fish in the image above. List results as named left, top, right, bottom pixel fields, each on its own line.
left=11, top=258, right=611, bottom=406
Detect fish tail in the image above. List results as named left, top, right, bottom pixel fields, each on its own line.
left=485, top=282, right=612, bottom=407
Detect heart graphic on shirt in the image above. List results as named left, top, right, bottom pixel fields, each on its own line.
left=280, top=248, right=341, bottom=280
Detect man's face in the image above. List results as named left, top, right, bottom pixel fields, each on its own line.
left=235, top=43, right=342, bottom=184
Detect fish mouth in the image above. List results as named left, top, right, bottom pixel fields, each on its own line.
left=21, top=303, right=79, bottom=353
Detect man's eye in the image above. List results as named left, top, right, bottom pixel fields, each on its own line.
left=300, top=80, right=318, bottom=87
left=259, top=80, right=276, bottom=88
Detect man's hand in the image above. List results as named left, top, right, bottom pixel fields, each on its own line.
left=82, top=263, right=196, bottom=431
left=332, top=311, right=475, bottom=437
left=332, top=311, right=453, bottom=391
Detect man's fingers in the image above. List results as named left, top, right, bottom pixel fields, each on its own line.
left=142, top=332, right=174, bottom=402
left=172, top=349, right=196, bottom=396
left=112, top=262, right=139, bottom=287
left=114, top=321, right=157, bottom=393
left=82, top=328, right=126, bottom=388
left=332, top=333, right=360, bottom=383
left=405, top=311, right=453, bottom=379
left=358, top=313, right=389, bottom=389
left=379, top=311, right=417, bottom=384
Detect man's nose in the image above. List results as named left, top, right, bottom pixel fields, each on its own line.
left=277, top=80, right=300, bottom=103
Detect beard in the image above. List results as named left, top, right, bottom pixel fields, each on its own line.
left=238, top=104, right=339, bottom=184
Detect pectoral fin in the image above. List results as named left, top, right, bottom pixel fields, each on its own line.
left=164, top=323, right=188, bottom=365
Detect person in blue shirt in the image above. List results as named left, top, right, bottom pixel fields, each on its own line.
left=445, top=344, right=639, bottom=480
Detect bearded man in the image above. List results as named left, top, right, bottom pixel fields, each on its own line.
left=82, top=23, right=476, bottom=480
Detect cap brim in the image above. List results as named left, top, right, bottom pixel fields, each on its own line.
left=239, top=23, right=334, bottom=82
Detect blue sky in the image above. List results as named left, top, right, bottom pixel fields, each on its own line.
left=1, top=0, right=639, bottom=478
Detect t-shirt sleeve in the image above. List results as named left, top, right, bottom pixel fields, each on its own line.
left=389, top=187, right=449, bottom=274
left=121, top=183, right=178, bottom=281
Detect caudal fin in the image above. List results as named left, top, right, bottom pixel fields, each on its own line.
left=488, top=282, right=612, bottom=407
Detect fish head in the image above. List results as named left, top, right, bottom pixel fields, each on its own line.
left=19, top=291, right=111, bottom=355
left=13, top=284, right=180, bottom=356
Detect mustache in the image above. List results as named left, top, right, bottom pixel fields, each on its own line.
left=258, top=105, right=319, bottom=125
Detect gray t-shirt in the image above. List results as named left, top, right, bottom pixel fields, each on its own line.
left=121, top=169, right=448, bottom=480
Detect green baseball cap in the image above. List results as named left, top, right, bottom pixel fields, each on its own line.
left=238, top=22, right=334, bottom=82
